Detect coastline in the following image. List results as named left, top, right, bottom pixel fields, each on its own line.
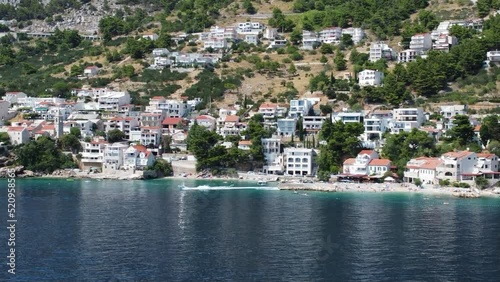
left=8, top=169, right=500, bottom=198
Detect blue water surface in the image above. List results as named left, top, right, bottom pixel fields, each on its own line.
left=1, top=179, right=500, bottom=281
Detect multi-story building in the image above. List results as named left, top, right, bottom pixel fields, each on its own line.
left=431, top=19, right=483, bottom=40
left=369, top=42, right=396, bottom=62
left=258, top=103, right=286, bottom=120
left=303, top=116, right=327, bottom=132
left=123, top=144, right=155, bottom=170
left=390, top=108, right=425, bottom=133
left=104, top=117, right=139, bottom=140
left=236, top=22, right=264, bottom=34
left=5, top=127, right=29, bottom=145
left=98, top=91, right=131, bottom=111
left=332, top=111, right=364, bottom=124
left=318, top=27, right=342, bottom=44
left=409, top=33, right=432, bottom=52
left=439, top=105, right=467, bottom=119
left=301, top=30, right=320, bottom=50
left=2, top=91, right=27, bottom=104
left=140, top=112, right=163, bottom=128
left=262, top=137, right=283, bottom=175
left=140, top=126, right=162, bottom=147
left=341, top=27, right=365, bottom=44
left=203, top=38, right=228, bottom=50
left=358, top=69, right=384, bottom=87
left=432, top=34, right=457, bottom=52
left=244, top=34, right=259, bottom=45
left=284, top=147, right=314, bottom=176
left=404, top=157, right=443, bottom=185
left=289, top=99, right=312, bottom=118
left=80, top=137, right=108, bottom=170
left=343, top=150, right=380, bottom=175
left=195, top=115, right=216, bottom=131
left=398, top=49, right=422, bottom=63
left=263, top=27, right=278, bottom=40
left=103, top=143, right=129, bottom=171
left=436, top=151, right=477, bottom=182
left=277, top=118, right=297, bottom=137
left=363, top=117, right=389, bottom=141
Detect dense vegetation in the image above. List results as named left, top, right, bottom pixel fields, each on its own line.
left=15, top=136, right=77, bottom=173
left=291, top=0, right=429, bottom=38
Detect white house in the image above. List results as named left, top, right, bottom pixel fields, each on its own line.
left=142, top=33, right=159, bottom=41
left=6, top=126, right=29, bottom=145
left=398, top=49, right=422, bottom=63
left=440, top=105, right=467, bottom=119
left=289, top=99, right=312, bottom=118
left=267, top=39, right=287, bottom=49
left=436, top=151, right=477, bottom=182
left=332, top=111, right=364, bottom=124
left=152, top=48, right=170, bottom=57
left=409, top=33, right=432, bottom=52
left=2, top=91, right=27, bottom=104
left=301, top=30, right=319, bottom=50
left=284, top=147, right=314, bottom=176
left=404, top=157, right=443, bottom=185
left=341, top=27, right=365, bottom=44
left=303, top=116, right=327, bottom=132
left=103, top=143, right=129, bottom=171
left=104, top=117, right=139, bottom=141
left=367, top=158, right=392, bottom=176
left=277, top=118, right=296, bottom=137
left=390, top=108, right=425, bottom=133
left=319, top=27, right=342, bottom=44
left=263, top=27, right=278, bottom=40
left=358, top=70, right=384, bottom=87
left=363, top=117, right=389, bottom=141
left=203, top=38, right=228, bottom=50
left=98, top=91, right=131, bottom=111
left=140, top=126, right=162, bottom=147
left=262, top=137, right=283, bottom=175
left=432, top=34, right=457, bottom=52
left=84, top=66, right=99, bottom=77
left=258, top=103, right=286, bottom=120
left=369, top=42, right=396, bottom=62
left=244, top=34, right=259, bottom=45
left=195, top=115, right=216, bottom=131
left=238, top=140, right=252, bottom=151
left=342, top=150, right=380, bottom=175
left=80, top=137, right=108, bottom=170
left=124, top=144, right=155, bottom=170
left=236, top=22, right=264, bottom=34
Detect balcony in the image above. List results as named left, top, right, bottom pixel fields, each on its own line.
left=404, top=171, right=419, bottom=179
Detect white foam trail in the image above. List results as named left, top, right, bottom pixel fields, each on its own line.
left=181, top=186, right=279, bottom=191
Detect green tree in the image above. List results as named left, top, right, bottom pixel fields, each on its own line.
left=475, top=176, right=489, bottom=189
left=317, top=119, right=364, bottom=175
left=320, top=44, right=334, bottom=54
left=243, top=0, right=257, bottom=14
left=16, top=136, right=76, bottom=173
left=60, top=134, right=82, bottom=153
left=446, top=115, right=474, bottom=146
left=69, top=127, right=81, bottom=138
left=334, top=51, right=346, bottom=71
left=320, top=104, right=332, bottom=115
left=382, top=129, right=437, bottom=175
left=320, top=55, right=328, bottom=64
left=0, top=132, right=10, bottom=144
left=479, top=115, right=500, bottom=146
left=149, top=159, right=173, bottom=176
left=187, top=121, right=220, bottom=161
left=107, top=129, right=126, bottom=143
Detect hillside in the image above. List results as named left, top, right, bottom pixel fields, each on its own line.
left=0, top=0, right=498, bottom=112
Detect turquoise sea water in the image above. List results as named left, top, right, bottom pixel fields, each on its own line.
left=1, top=178, right=500, bottom=281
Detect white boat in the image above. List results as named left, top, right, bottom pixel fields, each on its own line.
left=258, top=180, right=267, bottom=186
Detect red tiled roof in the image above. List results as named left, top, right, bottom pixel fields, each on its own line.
left=7, top=126, right=25, bottom=132
left=6, top=92, right=24, bottom=95
left=343, top=158, right=356, bottom=165
left=477, top=153, right=495, bottom=159
left=359, top=150, right=374, bottom=155
left=110, top=117, right=134, bottom=121
left=368, top=159, right=392, bottom=166
left=442, top=151, right=473, bottom=160
left=259, top=103, right=277, bottom=109
left=151, top=96, right=165, bottom=100
left=225, top=115, right=239, bottom=122
left=406, top=157, right=442, bottom=170
left=238, top=140, right=252, bottom=145
left=474, top=125, right=481, bottom=132
left=41, top=125, right=55, bottom=131
left=162, top=117, right=182, bottom=125
left=196, top=115, right=215, bottom=120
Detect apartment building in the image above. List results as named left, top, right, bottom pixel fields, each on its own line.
left=284, top=147, right=314, bottom=176
left=409, top=33, right=432, bottom=52
left=358, top=70, right=384, bottom=87
left=369, top=42, right=396, bottom=62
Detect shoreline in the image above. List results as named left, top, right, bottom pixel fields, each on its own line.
left=9, top=171, right=500, bottom=199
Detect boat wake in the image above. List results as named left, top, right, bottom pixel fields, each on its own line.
left=180, top=185, right=278, bottom=191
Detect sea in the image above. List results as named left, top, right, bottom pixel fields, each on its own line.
left=1, top=178, right=500, bottom=281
